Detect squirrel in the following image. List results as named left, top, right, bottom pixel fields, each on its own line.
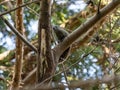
left=53, top=26, right=70, bottom=63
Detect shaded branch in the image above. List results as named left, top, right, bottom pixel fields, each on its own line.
left=0, top=16, right=37, bottom=52
left=97, top=0, right=101, bottom=14
left=26, top=74, right=120, bottom=90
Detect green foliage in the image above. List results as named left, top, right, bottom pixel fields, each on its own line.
left=0, top=0, right=120, bottom=89
left=0, top=46, right=7, bottom=54
left=52, top=2, right=70, bottom=25
left=0, top=81, right=7, bottom=90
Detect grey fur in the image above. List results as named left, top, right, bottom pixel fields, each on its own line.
left=53, top=26, right=70, bottom=63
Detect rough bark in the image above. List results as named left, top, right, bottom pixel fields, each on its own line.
left=36, top=0, right=55, bottom=85
left=10, top=0, right=24, bottom=90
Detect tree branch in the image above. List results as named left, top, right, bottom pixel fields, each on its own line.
left=54, top=0, right=120, bottom=62
left=0, top=16, right=37, bottom=52
left=25, top=74, right=120, bottom=90
left=10, top=0, right=24, bottom=89
left=0, top=0, right=40, bottom=16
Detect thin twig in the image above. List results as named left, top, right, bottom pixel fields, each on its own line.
left=0, top=0, right=40, bottom=16
left=26, top=6, right=39, bottom=16
left=97, top=0, right=101, bottom=14
left=61, top=63, right=69, bottom=85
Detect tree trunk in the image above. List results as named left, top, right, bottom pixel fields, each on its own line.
left=36, top=0, right=55, bottom=85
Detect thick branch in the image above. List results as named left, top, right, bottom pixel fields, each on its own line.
left=25, top=74, right=120, bottom=90
left=54, top=0, right=120, bottom=62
